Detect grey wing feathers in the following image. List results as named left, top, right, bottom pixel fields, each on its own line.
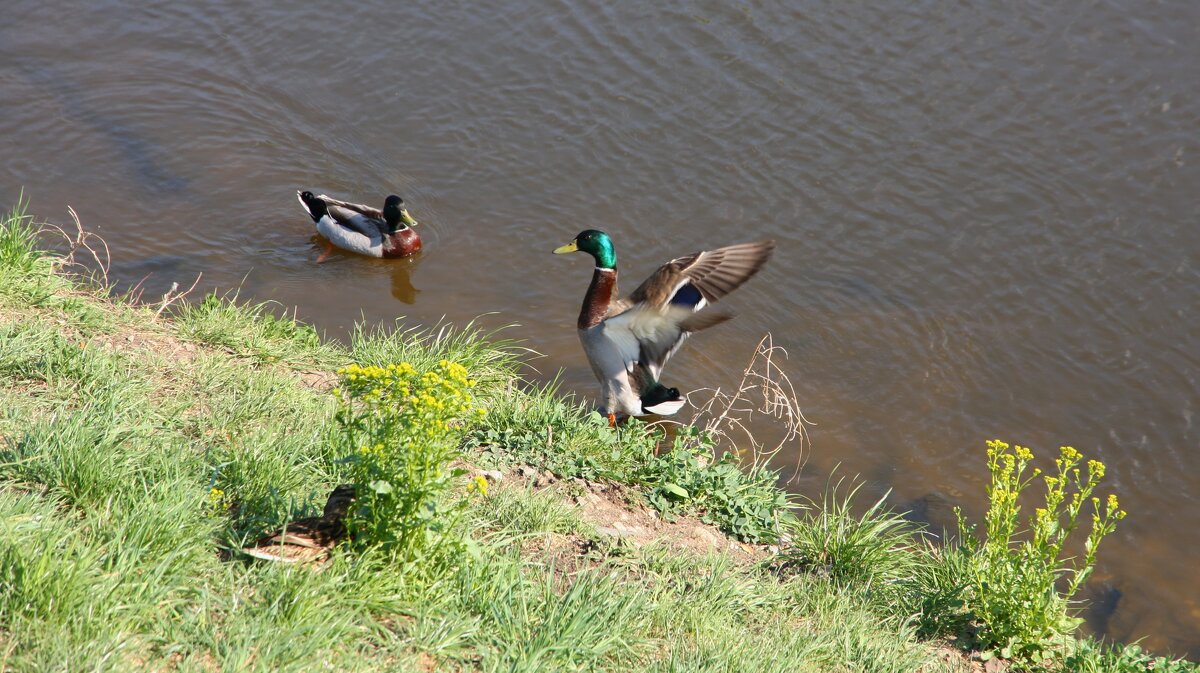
left=634, top=310, right=731, bottom=381
left=316, top=195, right=386, bottom=237
left=608, top=239, right=773, bottom=383
left=671, top=240, right=776, bottom=303
left=628, top=240, right=775, bottom=308
left=314, top=195, right=384, bottom=220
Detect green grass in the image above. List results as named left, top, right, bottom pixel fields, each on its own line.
left=0, top=196, right=51, bottom=297
left=474, top=388, right=793, bottom=544
left=778, top=478, right=920, bottom=588
left=472, top=377, right=647, bottom=480
left=1063, top=640, right=1200, bottom=673
left=174, top=289, right=338, bottom=367
left=0, top=200, right=1194, bottom=672
left=635, top=426, right=792, bottom=543
left=475, top=484, right=594, bottom=538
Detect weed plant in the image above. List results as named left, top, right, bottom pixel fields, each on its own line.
left=333, top=360, right=485, bottom=561
left=955, top=440, right=1127, bottom=664
left=636, top=425, right=790, bottom=543
left=1064, top=640, right=1199, bottom=673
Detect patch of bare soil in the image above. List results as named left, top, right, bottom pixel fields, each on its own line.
left=479, top=464, right=766, bottom=564
left=924, top=645, right=984, bottom=673
left=86, top=328, right=200, bottom=366
left=296, top=368, right=337, bottom=392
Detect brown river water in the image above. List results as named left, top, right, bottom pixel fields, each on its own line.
left=2, top=0, right=1197, bottom=655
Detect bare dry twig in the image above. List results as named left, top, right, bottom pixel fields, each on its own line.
left=124, top=274, right=154, bottom=306
left=660, top=334, right=813, bottom=480
left=37, top=205, right=205, bottom=317
left=42, top=206, right=111, bottom=286
left=154, top=273, right=203, bottom=318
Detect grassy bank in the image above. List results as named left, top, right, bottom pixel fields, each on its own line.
left=0, top=199, right=1194, bottom=672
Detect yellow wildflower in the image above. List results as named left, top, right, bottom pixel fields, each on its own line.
left=467, top=475, right=489, bottom=496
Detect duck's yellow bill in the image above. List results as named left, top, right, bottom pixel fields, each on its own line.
left=553, top=241, right=579, bottom=254
left=400, top=209, right=419, bottom=227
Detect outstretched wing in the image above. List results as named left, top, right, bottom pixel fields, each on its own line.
left=627, top=240, right=776, bottom=310
left=604, top=240, right=774, bottom=381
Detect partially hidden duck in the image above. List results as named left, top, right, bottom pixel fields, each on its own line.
left=554, top=229, right=774, bottom=423
left=242, top=485, right=356, bottom=564
left=297, top=191, right=421, bottom=261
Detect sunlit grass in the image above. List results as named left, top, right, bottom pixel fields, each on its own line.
left=347, top=318, right=525, bottom=387
left=779, top=478, right=920, bottom=587
left=475, top=484, right=594, bottom=538
left=0, top=194, right=43, bottom=276
left=473, top=376, right=649, bottom=480
left=1, top=199, right=1192, bottom=672
left=173, top=289, right=339, bottom=367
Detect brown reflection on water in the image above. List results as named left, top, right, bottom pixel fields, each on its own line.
left=2, top=0, right=1198, bottom=655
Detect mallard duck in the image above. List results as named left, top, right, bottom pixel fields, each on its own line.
left=554, top=230, right=774, bottom=422
left=296, top=191, right=421, bottom=261
left=242, top=485, right=356, bottom=564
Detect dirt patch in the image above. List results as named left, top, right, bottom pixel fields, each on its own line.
left=86, top=328, right=200, bottom=365
left=414, top=652, right=439, bottom=672
left=296, top=368, right=337, bottom=392
left=575, top=483, right=763, bottom=561
left=477, top=464, right=767, bottom=563
left=924, top=645, right=980, bottom=673
left=518, top=532, right=602, bottom=581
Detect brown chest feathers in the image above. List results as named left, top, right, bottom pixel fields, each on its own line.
left=578, top=268, right=617, bottom=329
left=381, top=228, right=422, bottom=259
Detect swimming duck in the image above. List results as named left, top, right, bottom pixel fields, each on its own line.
left=297, top=191, right=421, bottom=261
left=554, top=230, right=774, bottom=422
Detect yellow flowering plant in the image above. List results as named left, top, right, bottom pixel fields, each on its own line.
left=206, top=486, right=232, bottom=517
left=333, top=360, right=483, bottom=561
left=955, top=440, right=1127, bottom=663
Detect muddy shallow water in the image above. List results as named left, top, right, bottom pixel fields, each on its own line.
left=2, top=0, right=1197, bottom=654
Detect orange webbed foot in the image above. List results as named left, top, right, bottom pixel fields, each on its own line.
left=316, top=240, right=334, bottom=264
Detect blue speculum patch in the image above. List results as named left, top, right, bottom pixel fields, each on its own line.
left=671, top=283, right=703, bottom=307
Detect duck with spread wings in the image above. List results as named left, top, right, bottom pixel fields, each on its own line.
left=554, top=229, right=774, bottom=423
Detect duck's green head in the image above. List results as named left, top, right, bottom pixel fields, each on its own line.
left=383, top=195, right=419, bottom=233
left=554, top=229, right=617, bottom=269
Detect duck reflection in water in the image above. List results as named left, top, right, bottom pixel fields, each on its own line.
left=389, top=260, right=420, bottom=305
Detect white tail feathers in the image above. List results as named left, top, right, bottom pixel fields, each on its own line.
left=643, top=398, right=687, bottom=416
